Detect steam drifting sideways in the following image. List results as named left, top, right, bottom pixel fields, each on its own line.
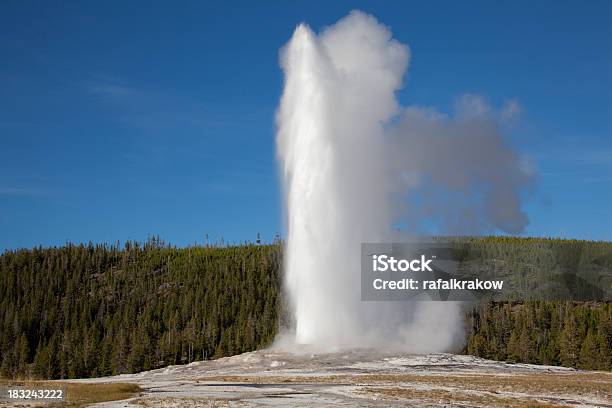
left=275, top=11, right=535, bottom=351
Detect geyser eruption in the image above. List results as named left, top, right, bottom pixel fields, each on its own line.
left=276, top=11, right=534, bottom=351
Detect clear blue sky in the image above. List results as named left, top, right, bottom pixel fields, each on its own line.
left=1, top=0, right=610, bottom=250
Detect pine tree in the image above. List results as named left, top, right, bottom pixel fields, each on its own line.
left=579, top=329, right=599, bottom=369
left=560, top=312, right=579, bottom=367
left=15, top=333, right=29, bottom=378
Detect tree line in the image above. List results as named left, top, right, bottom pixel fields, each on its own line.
left=0, top=237, right=281, bottom=379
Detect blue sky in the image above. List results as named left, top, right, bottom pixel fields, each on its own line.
left=1, top=0, right=610, bottom=250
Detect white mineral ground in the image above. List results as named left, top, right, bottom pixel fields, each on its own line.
left=47, top=349, right=612, bottom=407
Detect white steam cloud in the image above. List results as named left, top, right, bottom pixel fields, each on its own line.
left=276, top=11, right=534, bottom=351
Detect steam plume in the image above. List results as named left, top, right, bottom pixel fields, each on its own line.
left=276, top=11, right=534, bottom=351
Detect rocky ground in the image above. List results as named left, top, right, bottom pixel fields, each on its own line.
left=63, top=349, right=612, bottom=407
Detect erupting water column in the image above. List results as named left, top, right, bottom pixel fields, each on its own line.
left=276, top=12, right=410, bottom=348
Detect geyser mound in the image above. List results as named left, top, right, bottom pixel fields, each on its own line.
left=275, top=11, right=534, bottom=352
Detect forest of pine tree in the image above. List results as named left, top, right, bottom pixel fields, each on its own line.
left=0, top=236, right=610, bottom=379
left=465, top=302, right=611, bottom=370
left=0, top=237, right=282, bottom=379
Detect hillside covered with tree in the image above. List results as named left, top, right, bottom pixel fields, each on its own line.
left=0, top=238, right=282, bottom=379
left=465, top=301, right=611, bottom=370
left=0, top=236, right=610, bottom=379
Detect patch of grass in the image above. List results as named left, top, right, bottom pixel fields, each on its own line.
left=359, top=372, right=612, bottom=397
left=0, top=380, right=142, bottom=406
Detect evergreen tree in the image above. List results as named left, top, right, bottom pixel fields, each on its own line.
left=560, top=312, right=580, bottom=367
